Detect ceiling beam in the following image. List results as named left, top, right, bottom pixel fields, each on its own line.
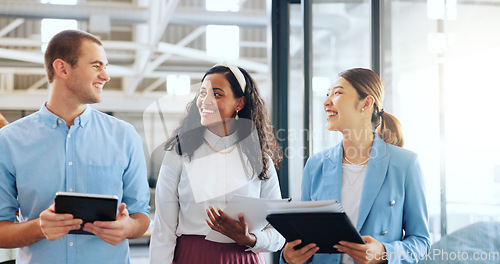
left=27, top=77, right=48, bottom=92
left=0, top=18, right=25, bottom=38
left=142, top=77, right=166, bottom=94
left=0, top=90, right=192, bottom=113
left=146, top=26, right=206, bottom=74
left=0, top=2, right=267, bottom=27
left=0, top=1, right=149, bottom=25
left=0, top=48, right=43, bottom=64
left=157, top=42, right=268, bottom=73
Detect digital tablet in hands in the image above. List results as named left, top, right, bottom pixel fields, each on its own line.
left=54, top=192, right=118, bottom=235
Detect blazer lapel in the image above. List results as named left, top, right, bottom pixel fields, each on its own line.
left=321, top=143, right=343, bottom=201
left=356, top=135, right=390, bottom=230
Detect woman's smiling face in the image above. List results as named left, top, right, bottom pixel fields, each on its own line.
left=323, top=76, right=366, bottom=132
left=197, top=73, right=242, bottom=131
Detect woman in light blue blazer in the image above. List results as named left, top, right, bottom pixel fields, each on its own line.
left=282, top=68, right=430, bottom=264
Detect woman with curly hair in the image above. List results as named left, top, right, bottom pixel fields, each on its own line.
left=150, top=63, right=285, bottom=264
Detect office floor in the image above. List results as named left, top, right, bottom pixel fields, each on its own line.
left=130, top=245, right=149, bottom=264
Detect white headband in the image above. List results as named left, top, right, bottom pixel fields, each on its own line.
left=213, top=61, right=246, bottom=93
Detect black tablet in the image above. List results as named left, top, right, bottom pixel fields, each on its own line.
left=54, top=192, right=118, bottom=235
left=266, top=212, right=365, bottom=253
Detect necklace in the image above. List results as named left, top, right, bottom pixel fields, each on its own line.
left=343, top=164, right=365, bottom=189
left=343, top=155, right=370, bottom=166
left=204, top=139, right=237, bottom=154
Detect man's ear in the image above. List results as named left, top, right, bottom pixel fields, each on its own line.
left=52, top=59, right=70, bottom=80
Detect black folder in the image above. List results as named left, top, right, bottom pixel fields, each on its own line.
left=55, top=192, right=118, bottom=235
left=266, top=212, right=365, bottom=253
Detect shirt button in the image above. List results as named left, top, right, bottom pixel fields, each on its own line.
left=382, top=231, right=388, bottom=235
left=68, top=162, right=73, bottom=166
left=69, top=188, right=73, bottom=192
left=67, top=134, right=71, bottom=139
left=52, top=124, right=56, bottom=128
left=69, top=242, right=74, bottom=246
left=390, top=200, right=396, bottom=206
left=58, top=120, right=62, bottom=124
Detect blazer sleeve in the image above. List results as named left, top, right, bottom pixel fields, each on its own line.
left=381, top=154, right=431, bottom=264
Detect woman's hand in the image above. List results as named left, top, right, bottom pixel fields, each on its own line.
left=334, top=235, right=388, bottom=264
left=205, top=206, right=256, bottom=247
left=282, top=239, right=319, bottom=264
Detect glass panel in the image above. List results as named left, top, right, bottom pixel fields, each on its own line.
left=287, top=3, right=305, bottom=200
left=310, top=0, right=370, bottom=155
left=287, top=0, right=371, bottom=202
left=381, top=0, right=442, bottom=242
left=384, top=0, right=500, bottom=250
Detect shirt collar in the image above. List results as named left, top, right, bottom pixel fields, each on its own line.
left=39, top=103, right=92, bottom=128
left=203, top=129, right=238, bottom=150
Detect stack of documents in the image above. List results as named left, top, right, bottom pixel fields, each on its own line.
left=205, top=195, right=290, bottom=243
left=205, top=197, right=364, bottom=253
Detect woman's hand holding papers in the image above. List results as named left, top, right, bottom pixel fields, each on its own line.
left=333, top=235, right=387, bottom=264
left=205, top=206, right=256, bottom=247
left=282, top=239, right=319, bottom=264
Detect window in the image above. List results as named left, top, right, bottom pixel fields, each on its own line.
left=41, top=0, right=77, bottom=5
left=205, top=0, right=239, bottom=12
left=41, top=19, right=77, bottom=52
left=166, top=75, right=191, bottom=95
left=206, top=25, right=240, bottom=60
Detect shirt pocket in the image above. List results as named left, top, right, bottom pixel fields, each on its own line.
left=87, top=165, right=123, bottom=196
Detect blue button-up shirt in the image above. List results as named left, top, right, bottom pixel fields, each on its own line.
left=0, top=104, right=150, bottom=264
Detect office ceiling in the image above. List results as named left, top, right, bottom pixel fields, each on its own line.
left=0, top=0, right=269, bottom=111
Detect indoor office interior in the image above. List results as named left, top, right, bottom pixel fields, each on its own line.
left=1, top=0, right=499, bottom=263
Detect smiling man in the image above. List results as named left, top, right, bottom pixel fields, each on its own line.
left=0, top=30, right=150, bottom=264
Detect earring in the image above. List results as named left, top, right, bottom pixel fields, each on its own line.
left=235, top=110, right=239, bottom=120
left=361, top=108, right=365, bottom=111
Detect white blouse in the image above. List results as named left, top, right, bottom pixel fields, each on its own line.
left=341, top=163, right=367, bottom=264
left=149, top=130, right=285, bottom=264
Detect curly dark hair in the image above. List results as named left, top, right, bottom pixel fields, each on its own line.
left=164, top=65, right=282, bottom=180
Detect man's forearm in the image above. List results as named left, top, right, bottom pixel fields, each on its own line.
left=127, top=213, right=150, bottom=239
left=0, top=219, right=45, bottom=248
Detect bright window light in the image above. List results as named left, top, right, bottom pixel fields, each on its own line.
left=446, top=0, right=457, bottom=20
left=41, top=19, right=78, bottom=52
left=427, top=0, right=445, bottom=20
left=41, top=0, right=77, bottom=5
left=206, top=25, right=240, bottom=60
left=312, top=77, right=331, bottom=93
left=167, top=75, right=191, bottom=95
left=206, top=0, right=239, bottom=12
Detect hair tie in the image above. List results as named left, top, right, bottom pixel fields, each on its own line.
left=379, top=109, right=385, bottom=116
left=212, top=61, right=246, bottom=93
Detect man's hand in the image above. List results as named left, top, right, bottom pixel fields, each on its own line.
left=39, top=203, right=82, bottom=241
left=83, top=203, right=133, bottom=246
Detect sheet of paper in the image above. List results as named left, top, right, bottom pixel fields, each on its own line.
left=266, top=200, right=343, bottom=214
left=205, top=195, right=290, bottom=243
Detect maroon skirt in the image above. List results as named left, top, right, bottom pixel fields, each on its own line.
left=173, top=235, right=266, bottom=264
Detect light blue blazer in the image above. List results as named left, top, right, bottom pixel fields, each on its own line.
left=284, top=134, right=431, bottom=264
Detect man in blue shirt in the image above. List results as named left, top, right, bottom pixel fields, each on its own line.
left=0, top=30, right=150, bottom=264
